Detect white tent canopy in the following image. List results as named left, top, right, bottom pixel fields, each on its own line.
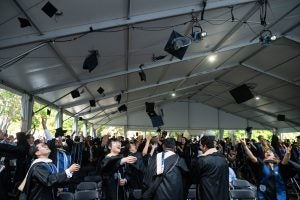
left=0, top=0, right=299, bottom=132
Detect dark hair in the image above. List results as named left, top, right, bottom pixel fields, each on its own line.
left=29, top=145, right=39, bottom=159
left=163, top=138, right=176, bottom=149
left=74, top=136, right=80, bottom=142
left=200, top=136, right=215, bottom=149
left=107, top=138, right=120, bottom=148
left=26, top=134, right=33, bottom=140
left=16, top=132, right=27, bottom=146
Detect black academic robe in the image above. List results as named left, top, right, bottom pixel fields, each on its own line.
left=124, top=152, right=144, bottom=191
left=192, top=152, right=229, bottom=200
left=143, top=153, right=189, bottom=200
left=0, top=143, right=31, bottom=185
left=101, top=155, right=128, bottom=200
left=23, top=162, right=69, bottom=200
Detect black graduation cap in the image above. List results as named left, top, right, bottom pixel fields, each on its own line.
left=83, top=50, right=99, bottom=72
left=118, top=104, right=127, bottom=112
left=18, top=17, right=31, bottom=28
left=78, top=117, right=83, bottom=121
left=164, top=30, right=190, bottom=60
left=70, top=89, right=80, bottom=99
left=97, top=87, right=104, bottom=94
left=46, top=109, right=51, bottom=116
left=89, top=100, right=96, bottom=107
left=114, top=94, right=122, bottom=104
left=41, top=2, right=58, bottom=18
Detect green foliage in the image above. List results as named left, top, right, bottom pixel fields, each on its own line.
left=251, top=130, right=273, bottom=141
left=63, top=114, right=73, bottom=134
left=96, top=125, right=124, bottom=137
left=31, top=100, right=57, bottom=132
left=223, top=129, right=273, bottom=142
left=0, top=88, right=22, bottom=132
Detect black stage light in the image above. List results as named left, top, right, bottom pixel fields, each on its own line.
left=115, top=94, right=122, bottom=104
left=139, top=71, right=146, bottom=82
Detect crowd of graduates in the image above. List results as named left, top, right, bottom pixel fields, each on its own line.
left=1, top=120, right=300, bottom=200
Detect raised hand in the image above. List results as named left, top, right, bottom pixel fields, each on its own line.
left=240, top=139, right=247, bottom=147
left=284, top=144, right=292, bottom=154
left=146, top=135, right=152, bottom=142
left=41, top=117, right=47, bottom=130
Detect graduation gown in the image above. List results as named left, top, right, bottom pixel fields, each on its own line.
left=124, top=152, right=144, bottom=190
left=101, top=155, right=128, bottom=200
left=143, top=153, right=189, bottom=200
left=0, top=143, right=31, bottom=185
left=192, top=151, right=229, bottom=200
left=23, top=162, right=69, bottom=200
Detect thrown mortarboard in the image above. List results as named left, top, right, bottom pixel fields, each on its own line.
left=83, top=50, right=99, bottom=72
left=46, top=109, right=51, bottom=116
left=89, top=100, right=96, bottom=107
left=164, top=30, right=191, bottom=60
left=55, top=127, right=67, bottom=138
left=18, top=17, right=31, bottom=28
left=114, top=94, right=122, bottom=104
left=71, top=89, right=80, bottom=98
left=41, top=2, right=58, bottom=18
left=118, top=104, right=127, bottom=112
left=97, top=87, right=104, bottom=94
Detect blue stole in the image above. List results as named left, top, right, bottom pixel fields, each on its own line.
left=41, top=162, right=57, bottom=174
left=56, top=149, right=71, bottom=173
left=71, top=143, right=83, bottom=165
left=258, top=163, right=286, bottom=200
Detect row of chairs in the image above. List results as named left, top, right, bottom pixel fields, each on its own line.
left=230, top=179, right=256, bottom=200
left=75, top=175, right=256, bottom=199
left=58, top=179, right=102, bottom=200
left=58, top=191, right=99, bottom=200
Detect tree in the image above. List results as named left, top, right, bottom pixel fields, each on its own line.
left=0, top=88, right=22, bottom=132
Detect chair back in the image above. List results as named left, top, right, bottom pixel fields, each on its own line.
left=57, top=192, right=74, bottom=200
left=76, top=181, right=97, bottom=191
left=230, top=189, right=256, bottom=200
left=75, top=190, right=99, bottom=200
left=232, top=179, right=251, bottom=189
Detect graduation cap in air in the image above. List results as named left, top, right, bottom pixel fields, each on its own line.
left=164, top=30, right=191, bottom=60
left=71, top=89, right=80, bottom=99
left=18, top=17, right=31, bottom=28
left=41, top=2, right=58, bottom=18
left=89, top=100, right=96, bottom=107
left=83, top=50, right=99, bottom=72
left=118, top=104, right=127, bottom=112
left=114, top=94, right=122, bottom=104
left=97, top=87, right=104, bottom=95
left=46, top=109, right=51, bottom=116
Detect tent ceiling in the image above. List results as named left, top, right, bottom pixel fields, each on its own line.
left=0, top=0, right=300, bottom=129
